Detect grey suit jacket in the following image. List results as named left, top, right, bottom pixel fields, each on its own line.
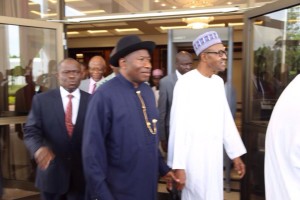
left=158, top=72, right=178, bottom=141
left=79, top=79, right=90, bottom=93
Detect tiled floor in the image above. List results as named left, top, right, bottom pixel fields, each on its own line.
left=2, top=188, right=39, bottom=200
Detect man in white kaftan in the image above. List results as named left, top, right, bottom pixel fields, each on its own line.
left=168, top=31, right=247, bottom=200
left=265, top=74, right=300, bottom=200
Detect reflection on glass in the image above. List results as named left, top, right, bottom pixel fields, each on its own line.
left=247, top=5, right=300, bottom=200
left=0, top=24, right=57, bottom=183
left=251, top=6, right=300, bottom=122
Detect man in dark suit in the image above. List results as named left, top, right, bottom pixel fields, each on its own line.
left=23, top=58, right=90, bottom=200
left=158, top=51, right=193, bottom=153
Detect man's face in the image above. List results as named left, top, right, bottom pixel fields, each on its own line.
left=120, top=49, right=152, bottom=87
left=203, top=43, right=227, bottom=73
left=88, top=56, right=106, bottom=82
left=176, top=55, right=193, bottom=75
left=58, top=59, right=81, bottom=93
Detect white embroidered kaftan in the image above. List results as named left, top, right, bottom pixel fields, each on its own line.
left=265, top=74, right=300, bottom=200
left=168, top=69, right=246, bottom=200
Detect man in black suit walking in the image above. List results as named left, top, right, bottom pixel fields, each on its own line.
left=158, top=51, right=193, bottom=153
left=24, top=58, right=90, bottom=200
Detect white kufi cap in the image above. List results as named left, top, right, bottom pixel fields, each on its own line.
left=193, top=31, right=222, bottom=56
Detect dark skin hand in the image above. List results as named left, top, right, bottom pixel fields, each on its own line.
left=233, top=157, right=246, bottom=178
left=34, top=146, right=55, bottom=170
left=174, top=157, right=246, bottom=191
left=162, top=170, right=180, bottom=190
left=174, top=169, right=186, bottom=190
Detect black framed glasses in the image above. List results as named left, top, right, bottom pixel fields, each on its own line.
left=203, top=50, right=227, bottom=57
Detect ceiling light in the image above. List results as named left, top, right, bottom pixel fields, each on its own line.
left=67, top=7, right=239, bottom=22
left=159, top=26, right=189, bottom=30
left=115, top=28, right=139, bottom=32
left=67, top=31, right=79, bottom=35
left=183, top=16, right=214, bottom=29
left=82, top=10, right=105, bottom=14
left=228, top=22, right=244, bottom=26
left=30, top=10, right=57, bottom=17
left=87, top=30, right=108, bottom=33
left=208, top=23, right=225, bottom=27
left=28, top=1, right=39, bottom=5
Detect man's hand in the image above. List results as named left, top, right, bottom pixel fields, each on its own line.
left=233, top=157, right=246, bottom=178
left=174, top=169, right=186, bottom=190
left=34, top=147, right=55, bottom=170
left=162, top=170, right=180, bottom=191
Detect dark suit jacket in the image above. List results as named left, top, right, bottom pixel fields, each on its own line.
left=158, top=72, right=178, bottom=141
left=23, top=88, right=90, bottom=194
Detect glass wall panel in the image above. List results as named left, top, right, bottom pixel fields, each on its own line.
left=250, top=5, right=300, bottom=122
left=0, top=24, right=58, bottom=183
left=242, top=2, right=300, bottom=199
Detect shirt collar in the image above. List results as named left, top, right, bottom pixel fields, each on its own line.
left=117, top=73, right=146, bottom=90
left=60, top=86, right=80, bottom=99
left=89, top=78, right=97, bottom=85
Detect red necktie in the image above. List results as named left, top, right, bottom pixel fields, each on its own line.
left=65, top=94, right=73, bottom=137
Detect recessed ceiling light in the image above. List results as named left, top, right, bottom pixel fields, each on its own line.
left=87, top=30, right=108, bottom=33
left=228, top=22, right=244, bottom=26
left=67, top=31, right=79, bottom=35
left=159, top=26, right=188, bottom=30
left=227, top=2, right=233, bottom=5
left=154, top=0, right=160, bottom=2
left=30, top=10, right=57, bottom=17
left=82, top=10, right=105, bottom=14
left=115, top=28, right=139, bottom=32
left=161, top=3, right=166, bottom=6
left=172, top=6, right=177, bottom=9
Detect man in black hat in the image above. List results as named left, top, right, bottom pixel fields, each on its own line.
left=82, top=35, right=178, bottom=200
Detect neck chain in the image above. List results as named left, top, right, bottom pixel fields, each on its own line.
left=136, top=90, right=157, bottom=135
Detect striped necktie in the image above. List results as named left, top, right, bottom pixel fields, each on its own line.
left=65, top=94, right=73, bottom=137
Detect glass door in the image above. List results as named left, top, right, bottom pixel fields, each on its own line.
left=0, top=16, right=63, bottom=190
left=241, top=0, right=300, bottom=199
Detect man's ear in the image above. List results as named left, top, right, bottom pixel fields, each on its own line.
left=119, top=58, right=126, bottom=69
left=200, top=53, right=207, bottom=62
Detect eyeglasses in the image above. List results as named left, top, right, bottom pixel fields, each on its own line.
left=203, top=50, right=227, bottom=57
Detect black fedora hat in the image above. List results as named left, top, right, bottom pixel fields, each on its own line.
left=109, top=35, right=156, bottom=67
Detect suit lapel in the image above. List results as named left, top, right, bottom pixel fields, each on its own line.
left=52, top=89, right=68, bottom=135
left=172, top=73, right=178, bottom=85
